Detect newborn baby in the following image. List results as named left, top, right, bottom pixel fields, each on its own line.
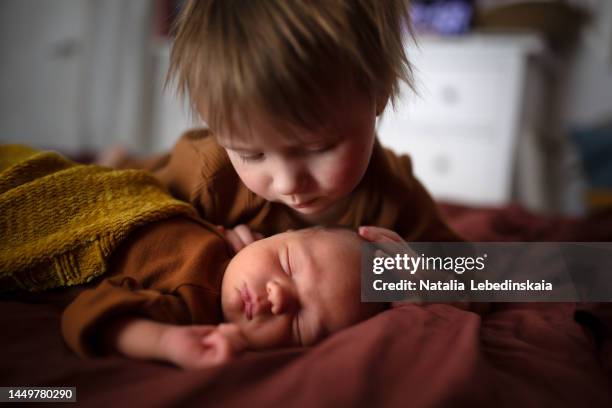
left=222, top=226, right=387, bottom=349
left=107, top=226, right=389, bottom=369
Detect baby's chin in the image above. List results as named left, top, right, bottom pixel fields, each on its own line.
left=219, top=299, right=235, bottom=325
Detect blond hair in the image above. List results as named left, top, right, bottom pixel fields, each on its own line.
left=168, top=0, right=414, bottom=133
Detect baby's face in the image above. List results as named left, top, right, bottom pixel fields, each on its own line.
left=221, top=228, right=383, bottom=349
left=214, top=83, right=379, bottom=222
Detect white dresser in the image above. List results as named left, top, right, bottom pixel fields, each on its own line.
left=377, top=33, right=548, bottom=211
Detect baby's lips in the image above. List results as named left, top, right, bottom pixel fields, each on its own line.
left=240, top=285, right=253, bottom=320
left=240, top=283, right=274, bottom=320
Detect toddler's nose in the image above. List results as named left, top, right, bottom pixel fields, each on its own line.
left=266, top=280, right=297, bottom=315
left=273, top=162, right=308, bottom=196
left=275, top=173, right=302, bottom=196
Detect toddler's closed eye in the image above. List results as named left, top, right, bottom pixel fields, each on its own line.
left=306, top=143, right=335, bottom=153
left=238, top=153, right=264, bottom=163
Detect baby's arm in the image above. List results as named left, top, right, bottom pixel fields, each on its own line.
left=102, top=224, right=261, bottom=368
left=61, top=217, right=234, bottom=359
left=105, top=317, right=247, bottom=369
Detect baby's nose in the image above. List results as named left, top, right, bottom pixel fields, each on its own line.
left=266, top=281, right=296, bottom=315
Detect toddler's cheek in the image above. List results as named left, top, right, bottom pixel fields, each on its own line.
left=238, top=172, right=268, bottom=197
left=322, top=160, right=366, bottom=195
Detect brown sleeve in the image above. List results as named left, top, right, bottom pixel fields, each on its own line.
left=147, top=129, right=264, bottom=225
left=61, top=216, right=232, bottom=358
left=104, top=129, right=262, bottom=225
left=380, top=146, right=464, bottom=242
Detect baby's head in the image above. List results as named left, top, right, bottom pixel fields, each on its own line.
left=221, top=227, right=387, bottom=349
left=169, top=1, right=414, bottom=220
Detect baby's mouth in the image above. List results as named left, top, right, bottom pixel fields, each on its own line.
left=240, top=284, right=254, bottom=320
left=240, top=284, right=273, bottom=320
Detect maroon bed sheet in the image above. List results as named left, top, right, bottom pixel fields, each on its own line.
left=2, top=204, right=612, bottom=407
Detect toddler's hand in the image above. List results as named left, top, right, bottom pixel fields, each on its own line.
left=359, top=226, right=424, bottom=306
left=160, top=323, right=247, bottom=370
left=358, top=226, right=404, bottom=243
left=359, top=227, right=484, bottom=313
left=95, top=144, right=129, bottom=168
left=218, top=224, right=264, bottom=253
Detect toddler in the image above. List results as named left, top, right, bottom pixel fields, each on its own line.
left=107, top=0, right=460, bottom=242
left=63, top=0, right=464, bottom=366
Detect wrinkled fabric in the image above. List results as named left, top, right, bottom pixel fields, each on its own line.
left=2, top=204, right=612, bottom=407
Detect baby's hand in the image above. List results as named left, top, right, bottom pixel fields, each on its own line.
left=159, top=323, right=247, bottom=370
left=218, top=224, right=264, bottom=253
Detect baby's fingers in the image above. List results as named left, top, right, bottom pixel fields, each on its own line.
left=199, top=330, right=234, bottom=366
left=188, top=325, right=218, bottom=337
left=216, top=323, right=248, bottom=353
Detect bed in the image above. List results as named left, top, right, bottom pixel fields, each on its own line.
left=2, top=203, right=612, bottom=407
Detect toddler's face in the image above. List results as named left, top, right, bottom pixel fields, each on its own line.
left=221, top=228, right=384, bottom=349
left=214, top=85, right=379, bottom=222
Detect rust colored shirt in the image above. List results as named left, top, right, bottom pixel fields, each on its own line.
left=62, top=128, right=461, bottom=357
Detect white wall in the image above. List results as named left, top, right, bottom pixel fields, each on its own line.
left=84, top=0, right=153, bottom=152
left=1, top=1, right=610, bottom=155
left=566, top=47, right=612, bottom=125
left=566, top=0, right=612, bottom=125
left=0, top=0, right=89, bottom=150
left=150, top=41, right=201, bottom=152
left=0, top=0, right=153, bottom=153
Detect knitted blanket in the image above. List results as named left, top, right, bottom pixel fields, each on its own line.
left=0, top=145, right=197, bottom=292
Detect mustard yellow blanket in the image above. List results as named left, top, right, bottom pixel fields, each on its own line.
left=0, top=145, right=196, bottom=291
